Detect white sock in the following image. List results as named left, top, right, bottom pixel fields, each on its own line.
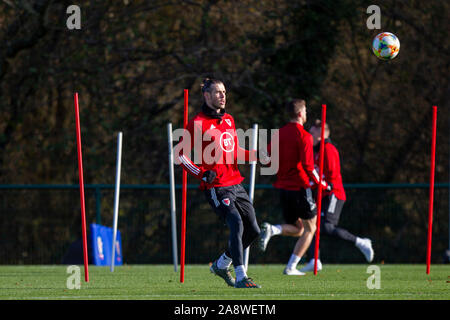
left=271, top=224, right=282, bottom=236
left=286, top=254, right=301, bottom=270
left=235, top=265, right=247, bottom=282
left=217, top=253, right=233, bottom=269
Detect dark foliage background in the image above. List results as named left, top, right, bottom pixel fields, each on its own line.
left=0, top=0, right=448, bottom=264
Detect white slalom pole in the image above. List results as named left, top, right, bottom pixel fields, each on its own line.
left=167, top=123, right=178, bottom=272
left=111, top=131, right=123, bottom=272
left=244, top=123, right=258, bottom=272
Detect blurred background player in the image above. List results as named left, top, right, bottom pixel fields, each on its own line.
left=258, top=99, right=331, bottom=275
left=300, top=120, right=374, bottom=272
left=177, top=78, right=261, bottom=288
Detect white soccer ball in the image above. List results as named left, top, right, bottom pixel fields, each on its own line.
left=372, top=32, right=400, bottom=60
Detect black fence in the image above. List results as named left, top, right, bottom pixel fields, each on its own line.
left=0, top=184, right=449, bottom=265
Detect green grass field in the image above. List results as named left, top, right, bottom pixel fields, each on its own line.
left=0, top=264, right=448, bottom=300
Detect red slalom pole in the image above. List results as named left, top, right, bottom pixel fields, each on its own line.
left=180, top=89, right=188, bottom=283
left=74, top=92, right=89, bottom=282
left=314, top=104, right=327, bottom=275
left=426, top=106, right=437, bottom=274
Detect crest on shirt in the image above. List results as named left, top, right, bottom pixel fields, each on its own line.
left=225, top=119, right=232, bottom=127
left=222, top=198, right=231, bottom=206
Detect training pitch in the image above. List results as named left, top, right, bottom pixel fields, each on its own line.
left=0, top=264, right=448, bottom=300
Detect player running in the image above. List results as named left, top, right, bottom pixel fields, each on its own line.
left=299, top=120, right=374, bottom=272
left=176, top=78, right=261, bottom=288
left=258, top=99, right=331, bottom=275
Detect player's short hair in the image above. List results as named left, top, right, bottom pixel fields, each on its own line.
left=286, top=99, right=306, bottom=119
left=201, top=78, right=223, bottom=93
left=312, top=119, right=330, bottom=133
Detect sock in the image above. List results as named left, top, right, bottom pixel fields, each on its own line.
left=235, top=265, right=247, bottom=282
left=271, top=224, right=282, bottom=236
left=217, top=253, right=233, bottom=269
left=286, top=254, right=301, bottom=270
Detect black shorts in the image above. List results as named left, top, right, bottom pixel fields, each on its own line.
left=321, top=193, right=345, bottom=226
left=279, top=188, right=317, bottom=224
left=204, top=184, right=257, bottom=224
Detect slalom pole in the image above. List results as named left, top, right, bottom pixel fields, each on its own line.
left=314, top=104, right=327, bottom=276
left=244, top=123, right=258, bottom=272
left=167, top=123, right=178, bottom=272
left=180, top=89, right=188, bottom=283
left=111, top=131, right=123, bottom=272
left=74, top=92, right=89, bottom=282
left=426, top=106, right=437, bottom=274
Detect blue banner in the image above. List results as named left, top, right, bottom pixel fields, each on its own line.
left=90, top=223, right=123, bottom=266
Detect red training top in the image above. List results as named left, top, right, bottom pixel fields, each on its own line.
left=271, top=122, right=328, bottom=191
left=177, top=110, right=255, bottom=190
left=314, top=140, right=346, bottom=200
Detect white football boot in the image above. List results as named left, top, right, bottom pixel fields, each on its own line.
left=300, top=259, right=322, bottom=272
left=258, top=222, right=273, bottom=252
left=283, top=267, right=306, bottom=276
left=356, top=238, right=374, bottom=262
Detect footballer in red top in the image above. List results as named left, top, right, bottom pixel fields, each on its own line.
left=178, top=107, right=254, bottom=190
left=272, top=121, right=329, bottom=191
left=300, top=120, right=374, bottom=273
left=259, top=99, right=329, bottom=275
left=312, top=129, right=346, bottom=201
left=175, top=78, right=261, bottom=289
